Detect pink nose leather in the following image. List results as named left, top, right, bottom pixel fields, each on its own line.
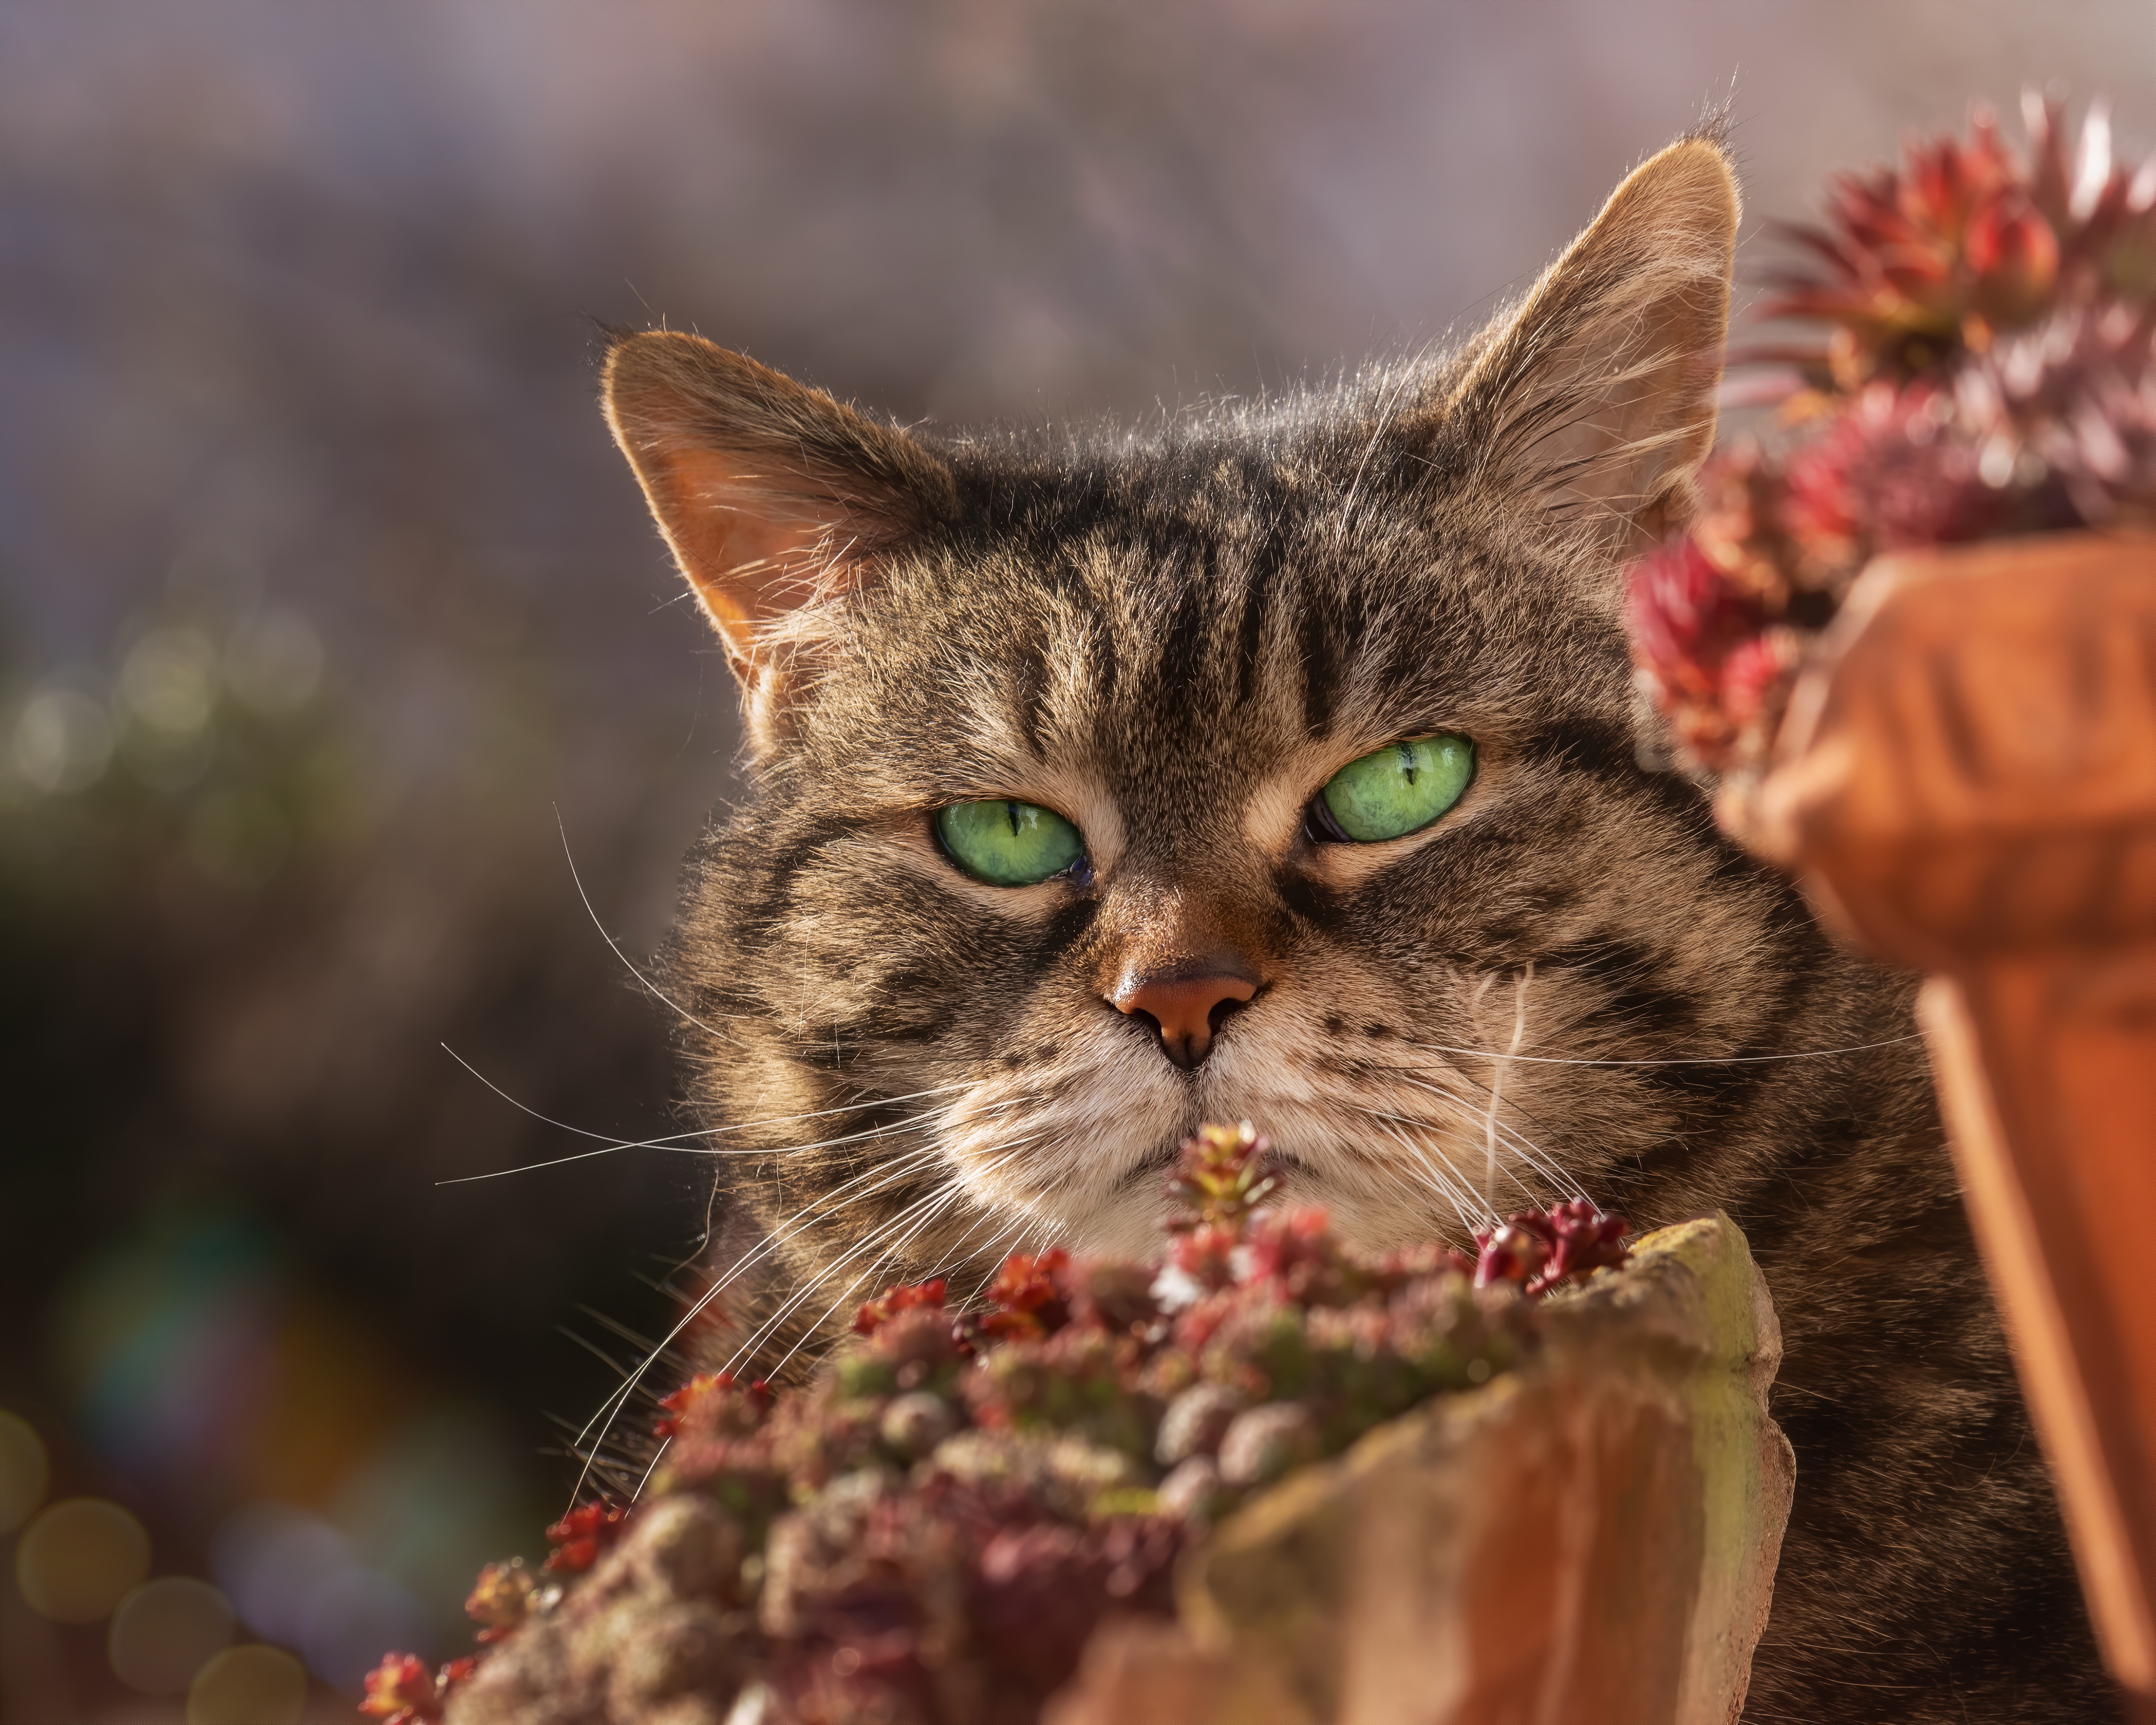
left=1113, top=967, right=1259, bottom=1069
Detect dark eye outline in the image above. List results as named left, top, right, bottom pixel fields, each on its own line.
left=1302, top=734, right=1477, bottom=846
left=931, top=799, right=1094, bottom=888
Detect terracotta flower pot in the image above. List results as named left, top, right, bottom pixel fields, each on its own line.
left=1733, top=530, right=2156, bottom=1721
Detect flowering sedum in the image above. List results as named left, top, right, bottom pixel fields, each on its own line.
left=1628, top=97, right=2156, bottom=781
left=369, top=1126, right=1629, bottom=1725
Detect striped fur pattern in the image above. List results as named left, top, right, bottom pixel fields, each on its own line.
left=606, top=137, right=2112, bottom=1721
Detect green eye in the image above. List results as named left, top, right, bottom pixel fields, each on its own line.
left=1318, top=734, right=1475, bottom=843
left=935, top=799, right=1086, bottom=886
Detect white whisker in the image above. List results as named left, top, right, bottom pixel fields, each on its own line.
left=732, top=1133, right=1049, bottom=1377
left=433, top=1056, right=977, bottom=1182
left=1399, top=1032, right=1925, bottom=1069
left=1365, top=1113, right=1495, bottom=1231
left=555, top=806, right=746, bottom=1049
left=566, top=1135, right=962, bottom=1499
left=1387, top=1071, right=1589, bottom=1202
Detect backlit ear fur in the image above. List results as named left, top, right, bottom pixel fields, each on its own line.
left=602, top=331, right=954, bottom=750
left=1449, top=132, right=1739, bottom=556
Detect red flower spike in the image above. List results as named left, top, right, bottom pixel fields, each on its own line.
left=1472, top=1217, right=1553, bottom=1292
left=1166, top=1121, right=1279, bottom=1237
left=464, top=1559, right=536, bottom=1640
left=653, top=1371, right=733, bottom=1439
left=543, top=1500, right=629, bottom=1574
left=1531, top=1201, right=1634, bottom=1295
left=981, top=1249, right=1072, bottom=1340
left=855, top=1278, right=948, bottom=1337
left=359, top=1653, right=442, bottom=1725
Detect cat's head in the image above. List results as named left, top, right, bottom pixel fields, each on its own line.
left=603, top=137, right=1796, bottom=1297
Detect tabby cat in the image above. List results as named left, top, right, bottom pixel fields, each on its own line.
left=598, top=135, right=2114, bottom=1722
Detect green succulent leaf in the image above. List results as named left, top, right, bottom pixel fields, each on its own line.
left=936, top=799, right=1085, bottom=886
left=1319, top=734, right=1474, bottom=843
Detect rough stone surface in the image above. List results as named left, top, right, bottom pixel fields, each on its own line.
left=1052, top=1213, right=1792, bottom=1725
left=446, top=1214, right=1788, bottom=1725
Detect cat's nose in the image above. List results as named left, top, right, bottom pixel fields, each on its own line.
left=1111, top=960, right=1260, bottom=1070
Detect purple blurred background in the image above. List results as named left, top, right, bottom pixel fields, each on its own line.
left=3, top=4, right=2153, bottom=1719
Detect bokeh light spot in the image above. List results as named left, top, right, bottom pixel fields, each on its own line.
left=11, top=687, right=114, bottom=794
left=210, top=1500, right=427, bottom=1689
left=110, top=1575, right=237, bottom=1695
left=0, top=1409, right=50, bottom=1531
left=15, top=1496, right=152, bottom=1621
left=120, top=627, right=219, bottom=737
left=186, top=1644, right=308, bottom=1725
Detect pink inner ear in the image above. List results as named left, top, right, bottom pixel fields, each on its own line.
left=646, top=446, right=843, bottom=664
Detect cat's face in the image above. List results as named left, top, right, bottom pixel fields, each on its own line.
left=606, top=136, right=1799, bottom=1335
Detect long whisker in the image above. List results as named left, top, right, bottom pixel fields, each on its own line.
left=555, top=806, right=746, bottom=1049
left=577, top=1102, right=1053, bottom=1496
left=566, top=1135, right=960, bottom=1498
left=433, top=1054, right=975, bottom=1181
left=763, top=1159, right=1026, bottom=1380
left=1397, top=1031, right=1925, bottom=1068
left=1484, top=962, right=1534, bottom=1205
left=1353, top=1039, right=1589, bottom=1201
left=731, top=1133, right=1048, bottom=1376
left=965, top=1213, right=1042, bottom=1303
left=627, top=1146, right=1027, bottom=1502
left=1386, top=1071, right=1590, bottom=1201
left=1366, top=1112, right=1498, bottom=1231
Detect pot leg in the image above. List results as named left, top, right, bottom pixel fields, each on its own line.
left=1921, top=954, right=2156, bottom=1709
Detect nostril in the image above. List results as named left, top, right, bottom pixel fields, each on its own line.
left=1110, top=966, right=1261, bottom=1070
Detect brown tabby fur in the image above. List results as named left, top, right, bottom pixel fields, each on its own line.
left=600, top=135, right=2116, bottom=1721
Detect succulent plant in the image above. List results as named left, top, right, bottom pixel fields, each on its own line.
left=1760, top=95, right=2156, bottom=388
left=1628, top=97, right=2156, bottom=782
left=371, top=1128, right=1631, bottom=1725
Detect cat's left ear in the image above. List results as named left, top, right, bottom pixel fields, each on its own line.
left=1444, top=132, right=1739, bottom=551
left=602, top=331, right=954, bottom=727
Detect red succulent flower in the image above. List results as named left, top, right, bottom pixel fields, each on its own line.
left=543, top=1500, right=629, bottom=1574
left=854, top=1277, right=948, bottom=1337
left=1166, top=1121, right=1279, bottom=1235
left=1758, top=98, right=2156, bottom=387
left=358, top=1653, right=444, bottom=1725
left=463, top=1558, right=535, bottom=1643
left=1624, top=97, right=2156, bottom=783
left=1537, top=1200, right=1633, bottom=1291
left=1473, top=1202, right=1630, bottom=1296
left=653, top=1370, right=733, bottom=1439
left=396, top=1124, right=1644, bottom=1724
left=981, top=1249, right=1072, bottom=1340
left=1624, top=535, right=1783, bottom=773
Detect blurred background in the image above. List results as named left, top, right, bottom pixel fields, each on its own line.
left=3, top=2, right=2153, bottom=1720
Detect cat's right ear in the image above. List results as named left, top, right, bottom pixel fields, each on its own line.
left=1441, top=132, right=1740, bottom=556
left=602, top=330, right=954, bottom=695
